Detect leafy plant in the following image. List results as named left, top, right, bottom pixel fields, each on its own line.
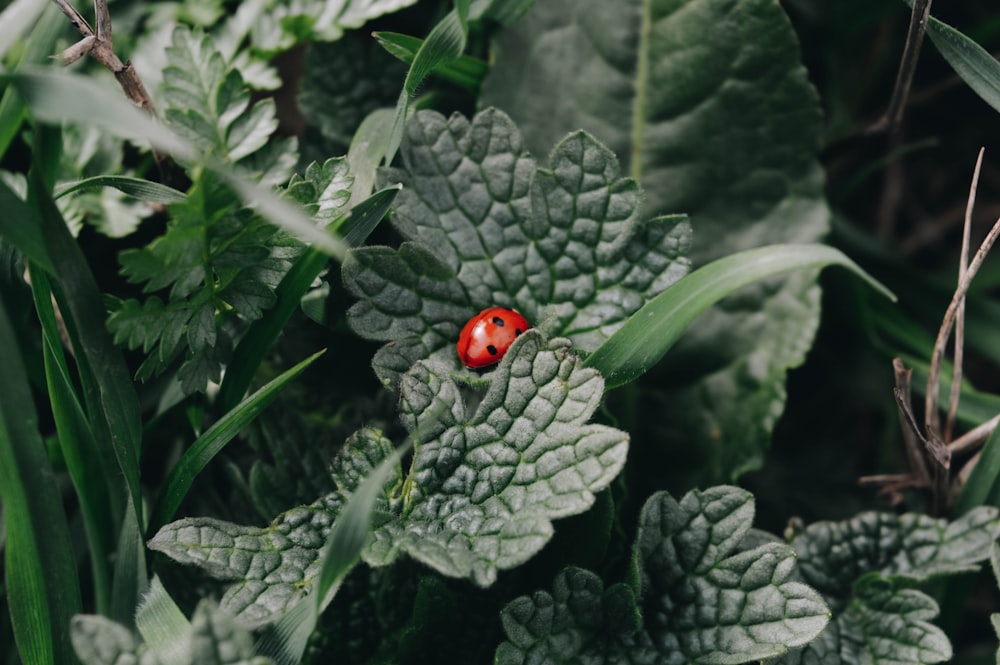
left=4, top=0, right=1000, bottom=664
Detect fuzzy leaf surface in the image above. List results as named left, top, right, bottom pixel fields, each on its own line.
left=482, top=0, right=830, bottom=486
left=776, top=507, right=1000, bottom=665
left=497, top=486, right=829, bottom=664
left=151, top=330, right=628, bottom=624
left=344, top=107, right=691, bottom=386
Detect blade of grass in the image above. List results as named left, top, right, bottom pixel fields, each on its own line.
left=29, top=265, right=115, bottom=617
left=0, top=0, right=47, bottom=66
left=385, top=0, right=471, bottom=163
left=0, top=291, right=81, bottom=665
left=955, top=422, right=1000, bottom=514
left=0, top=4, right=63, bottom=159
left=0, top=176, right=54, bottom=274
left=5, top=68, right=349, bottom=258
left=374, top=31, right=488, bottom=90
left=585, top=243, right=896, bottom=389
left=54, top=175, right=186, bottom=203
left=135, top=577, right=192, bottom=664
left=909, top=0, right=1000, bottom=114
left=148, top=350, right=325, bottom=534
left=217, top=187, right=398, bottom=411
left=29, top=163, right=147, bottom=625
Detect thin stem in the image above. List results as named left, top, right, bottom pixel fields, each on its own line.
left=868, top=0, right=933, bottom=135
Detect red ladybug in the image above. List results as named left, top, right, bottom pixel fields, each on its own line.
left=456, top=307, right=531, bottom=368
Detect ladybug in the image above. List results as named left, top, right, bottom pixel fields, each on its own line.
left=456, top=307, right=531, bottom=369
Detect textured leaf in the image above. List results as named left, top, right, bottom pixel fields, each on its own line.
left=151, top=330, right=629, bottom=624
left=482, top=0, right=829, bottom=485
left=497, top=486, right=830, bottom=664
left=344, top=107, right=691, bottom=386
left=776, top=507, right=1000, bottom=665
left=284, top=157, right=353, bottom=227
left=70, top=615, right=151, bottom=665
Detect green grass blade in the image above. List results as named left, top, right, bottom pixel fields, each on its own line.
left=374, top=31, right=488, bottom=89
left=217, top=187, right=398, bottom=411
left=585, top=243, right=896, bottom=389
left=29, top=165, right=147, bottom=625
left=148, top=350, right=325, bottom=534
left=347, top=109, right=395, bottom=201
left=5, top=69, right=348, bottom=258
left=0, top=176, right=54, bottom=274
left=955, top=424, right=1000, bottom=515
left=0, top=291, right=81, bottom=665
left=135, top=577, right=192, bottom=664
left=54, top=176, right=187, bottom=203
left=28, top=265, right=115, bottom=616
left=0, top=4, right=62, bottom=160
left=0, top=0, right=47, bottom=65
left=257, top=442, right=411, bottom=665
left=911, top=0, right=1000, bottom=114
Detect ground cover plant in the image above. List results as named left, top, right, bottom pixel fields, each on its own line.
left=5, top=0, right=1000, bottom=663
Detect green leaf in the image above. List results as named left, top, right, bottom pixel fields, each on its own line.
left=481, top=0, right=831, bottom=484
left=297, top=37, right=407, bottom=149
left=585, top=244, right=894, bottom=389
left=147, top=350, right=324, bottom=534
left=70, top=615, right=142, bottom=665
left=0, top=290, right=82, bottom=665
left=497, top=486, right=829, bottom=664
left=374, top=31, right=488, bottom=90
left=54, top=176, right=187, bottom=204
left=0, top=170, right=54, bottom=273
left=0, top=0, right=47, bottom=64
left=163, top=27, right=279, bottom=163
left=151, top=329, right=629, bottom=624
left=910, top=0, right=1000, bottom=114
left=344, top=107, right=691, bottom=387
left=778, top=507, right=1000, bottom=664
left=135, top=577, right=191, bottom=664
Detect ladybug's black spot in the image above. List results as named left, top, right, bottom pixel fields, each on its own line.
left=492, top=316, right=505, bottom=326
left=514, top=328, right=522, bottom=336
left=487, top=345, right=498, bottom=356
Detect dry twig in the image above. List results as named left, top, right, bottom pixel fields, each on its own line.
left=868, top=0, right=933, bottom=135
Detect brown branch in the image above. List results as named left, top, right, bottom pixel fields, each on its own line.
left=868, top=0, right=933, bottom=135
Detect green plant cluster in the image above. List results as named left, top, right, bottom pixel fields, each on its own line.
left=2, top=1, right=1000, bottom=664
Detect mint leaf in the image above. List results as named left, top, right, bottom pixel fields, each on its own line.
left=497, top=486, right=830, bottom=664
left=777, top=507, right=1000, bottom=665
left=151, top=329, right=628, bottom=620
left=368, top=330, right=628, bottom=585
left=70, top=615, right=146, bottom=665
left=71, top=602, right=273, bottom=665
left=482, top=0, right=830, bottom=486
left=344, top=107, right=691, bottom=386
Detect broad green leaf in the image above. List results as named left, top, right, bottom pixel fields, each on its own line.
left=777, top=507, right=1000, bottom=664
left=497, top=486, right=829, bottom=664
left=910, top=1, right=1000, bottom=114
left=54, top=176, right=186, bottom=204
left=482, top=0, right=830, bottom=484
left=0, top=292, right=82, bottom=665
left=585, top=244, right=894, bottom=388
left=151, top=330, right=629, bottom=624
left=147, top=350, right=324, bottom=534
left=344, top=107, right=691, bottom=387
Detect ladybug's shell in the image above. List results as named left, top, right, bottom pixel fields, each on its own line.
left=456, top=307, right=530, bottom=369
